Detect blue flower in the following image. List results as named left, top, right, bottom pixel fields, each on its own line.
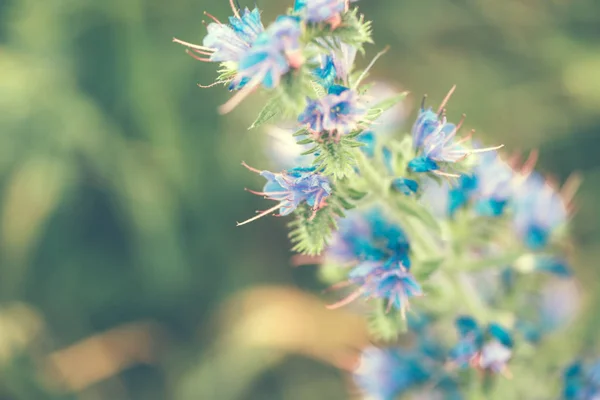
left=513, top=173, right=568, bottom=250
left=294, top=0, right=348, bottom=29
left=231, top=16, right=303, bottom=90
left=311, top=40, right=357, bottom=89
left=471, top=151, right=513, bottom=216
left=562, top=361, right=600, bottom=399
left=298, top=85, right=366, bottom=137
left=173, top=6, right=263, bottom=63
left=408, top=87, right=502, bottom=176
left=353, top=347, right=430, bottom=400
left=392, top=178, right=419, bottom=196
left=237, top=163, right=331, bottom=225
left=449, top=316, right=513, bottom=376
left=325, top=209, right=420, bottom=316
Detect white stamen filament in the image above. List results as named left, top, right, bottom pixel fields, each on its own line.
left=236, top=203, right=282, bottom=226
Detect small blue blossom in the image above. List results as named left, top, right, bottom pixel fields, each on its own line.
left=513, top=173, right=568, bottom=250
left=238, top=163, right=331, bottom=225
left=562, top=361, right=600, bottom=400
left=311, top=40, right=357, bottom=89
left=392, top=178, right=419, bottom=196
left=325, top=209, right=421, bottom=316
left=230, top=16, right=304, bottom=90
left=353, top=347, right=430, bottom=400
left=173, top=6, right=264, bottom=64
left=298, top=85, right=366, bottom=137
left=294, top=0, right=348, bottom=29
left=408, top=87, right=502, bottom=176
left=450, top=316, right=513, bottom=376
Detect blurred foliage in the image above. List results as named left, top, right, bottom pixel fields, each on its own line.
left=0, top=0, right=598, bottom=399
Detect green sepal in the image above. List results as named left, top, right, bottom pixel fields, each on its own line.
left=367, top=299, right=407, bottom=341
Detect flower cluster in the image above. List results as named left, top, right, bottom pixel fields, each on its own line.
left=178, top=1, right=582, bottom=399
left=324, top=208, right=421, bottom=318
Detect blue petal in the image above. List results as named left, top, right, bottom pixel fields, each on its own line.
left=328, top=84, right=349, bottom=95
left=535, top=256, right=572, bottom=278
left=455, top=316, right=480, bottom=337
left=487, top=323, right=513, bottom=348
left=392, top=178, right=419, bottom=196
left=408, top=156, right=438, bottom=173
left=524, top=224, right=549, bottom=250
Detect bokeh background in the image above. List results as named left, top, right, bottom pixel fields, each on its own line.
left=0, top=0, right=599, bottom=398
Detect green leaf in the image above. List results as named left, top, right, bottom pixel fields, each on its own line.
left=249, top=97, right=283, bottom=129
left=288, top=204, right=338, bottom=256
left=304, top=8, right=373, bottom=53
left=367, top=299, right=407, bottom=341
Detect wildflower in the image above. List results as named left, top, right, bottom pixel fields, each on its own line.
left=311, top=40, right=357, bottom=89
left=298, top=84, right=366, bottom=137
left=408, top=86, right=502, bottom=177
left=562, top=361, right=600, bottom=400
left=449, top=316, right=513, bottom=376
left=237, top=162, right=331, bottom=226
left=294, top=0, right=349, bottom=29
left=353, top=347, right=430, bottom=400
left=324, top=209, right=421, bottom=317
left=173, top=3, right=263, bottom=64
left=220, top=16, right=304, bottom=113
left=392, top=178, right=419, bottom=196
left=512, top=173, right=568, bottom=250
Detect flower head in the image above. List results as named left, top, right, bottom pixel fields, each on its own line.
left=408, top=86, right=502, bottom=177
left=325, top=209, right=421, bottom=317
left=294, top=0, right=348, bottom=29
left=449, top=316, right=513, bottom=376
left=298, top=85, right=366, bottom=137
left=173, top=4, right=263, bottom=64
left=513, top=173, right=568, bottom=250
left=237, top=163, right=331, bottom=225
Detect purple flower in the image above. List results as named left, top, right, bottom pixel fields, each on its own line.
left=237, top=163, right=331, bottom=226
left=173, top=6, right=263, bottom=63
left=408, top=86, right=502, bottom=177
left=513, top=173, right=568, bottom=250
left=294, top=0, right=348, bottom=29
left=298, top=85, right=366, bottom=137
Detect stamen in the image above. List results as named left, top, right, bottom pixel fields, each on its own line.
left=241, top=161, right=263, bottom=174
left=469, top=144, right=504, bottom=154
left=203, top=11, right=222, bottom=24
left=353, top=45, right=390, bottom=89
left=437, top=84, right=457, bottom=114
left=172, top=37, right=215, bottom=52
left=322, top=280, right=354, bottom=292
left=326, top=288, right=364, bottom=309
left=236, top=203, right=282, bottom=226
left=197, top=81, right=224, bottom=88
left=244, top=188, right=288, bottom=197
left=433, top=170, right=460, bottom=178
left=456, top=113, right=466, bottom=131
left=218, top=73, right=263, bottom=114
left=185, top=50, right=212, bottom=62
left=229, top=0, right=241, bottom=19
left=421, top=94, right=428, bottom=110
left=453, top=129, right=474, bottom=145
left=190, top=48, right=214, bottom=56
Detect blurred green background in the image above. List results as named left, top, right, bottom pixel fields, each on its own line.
left=0, top=0, right=599, bottom=398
